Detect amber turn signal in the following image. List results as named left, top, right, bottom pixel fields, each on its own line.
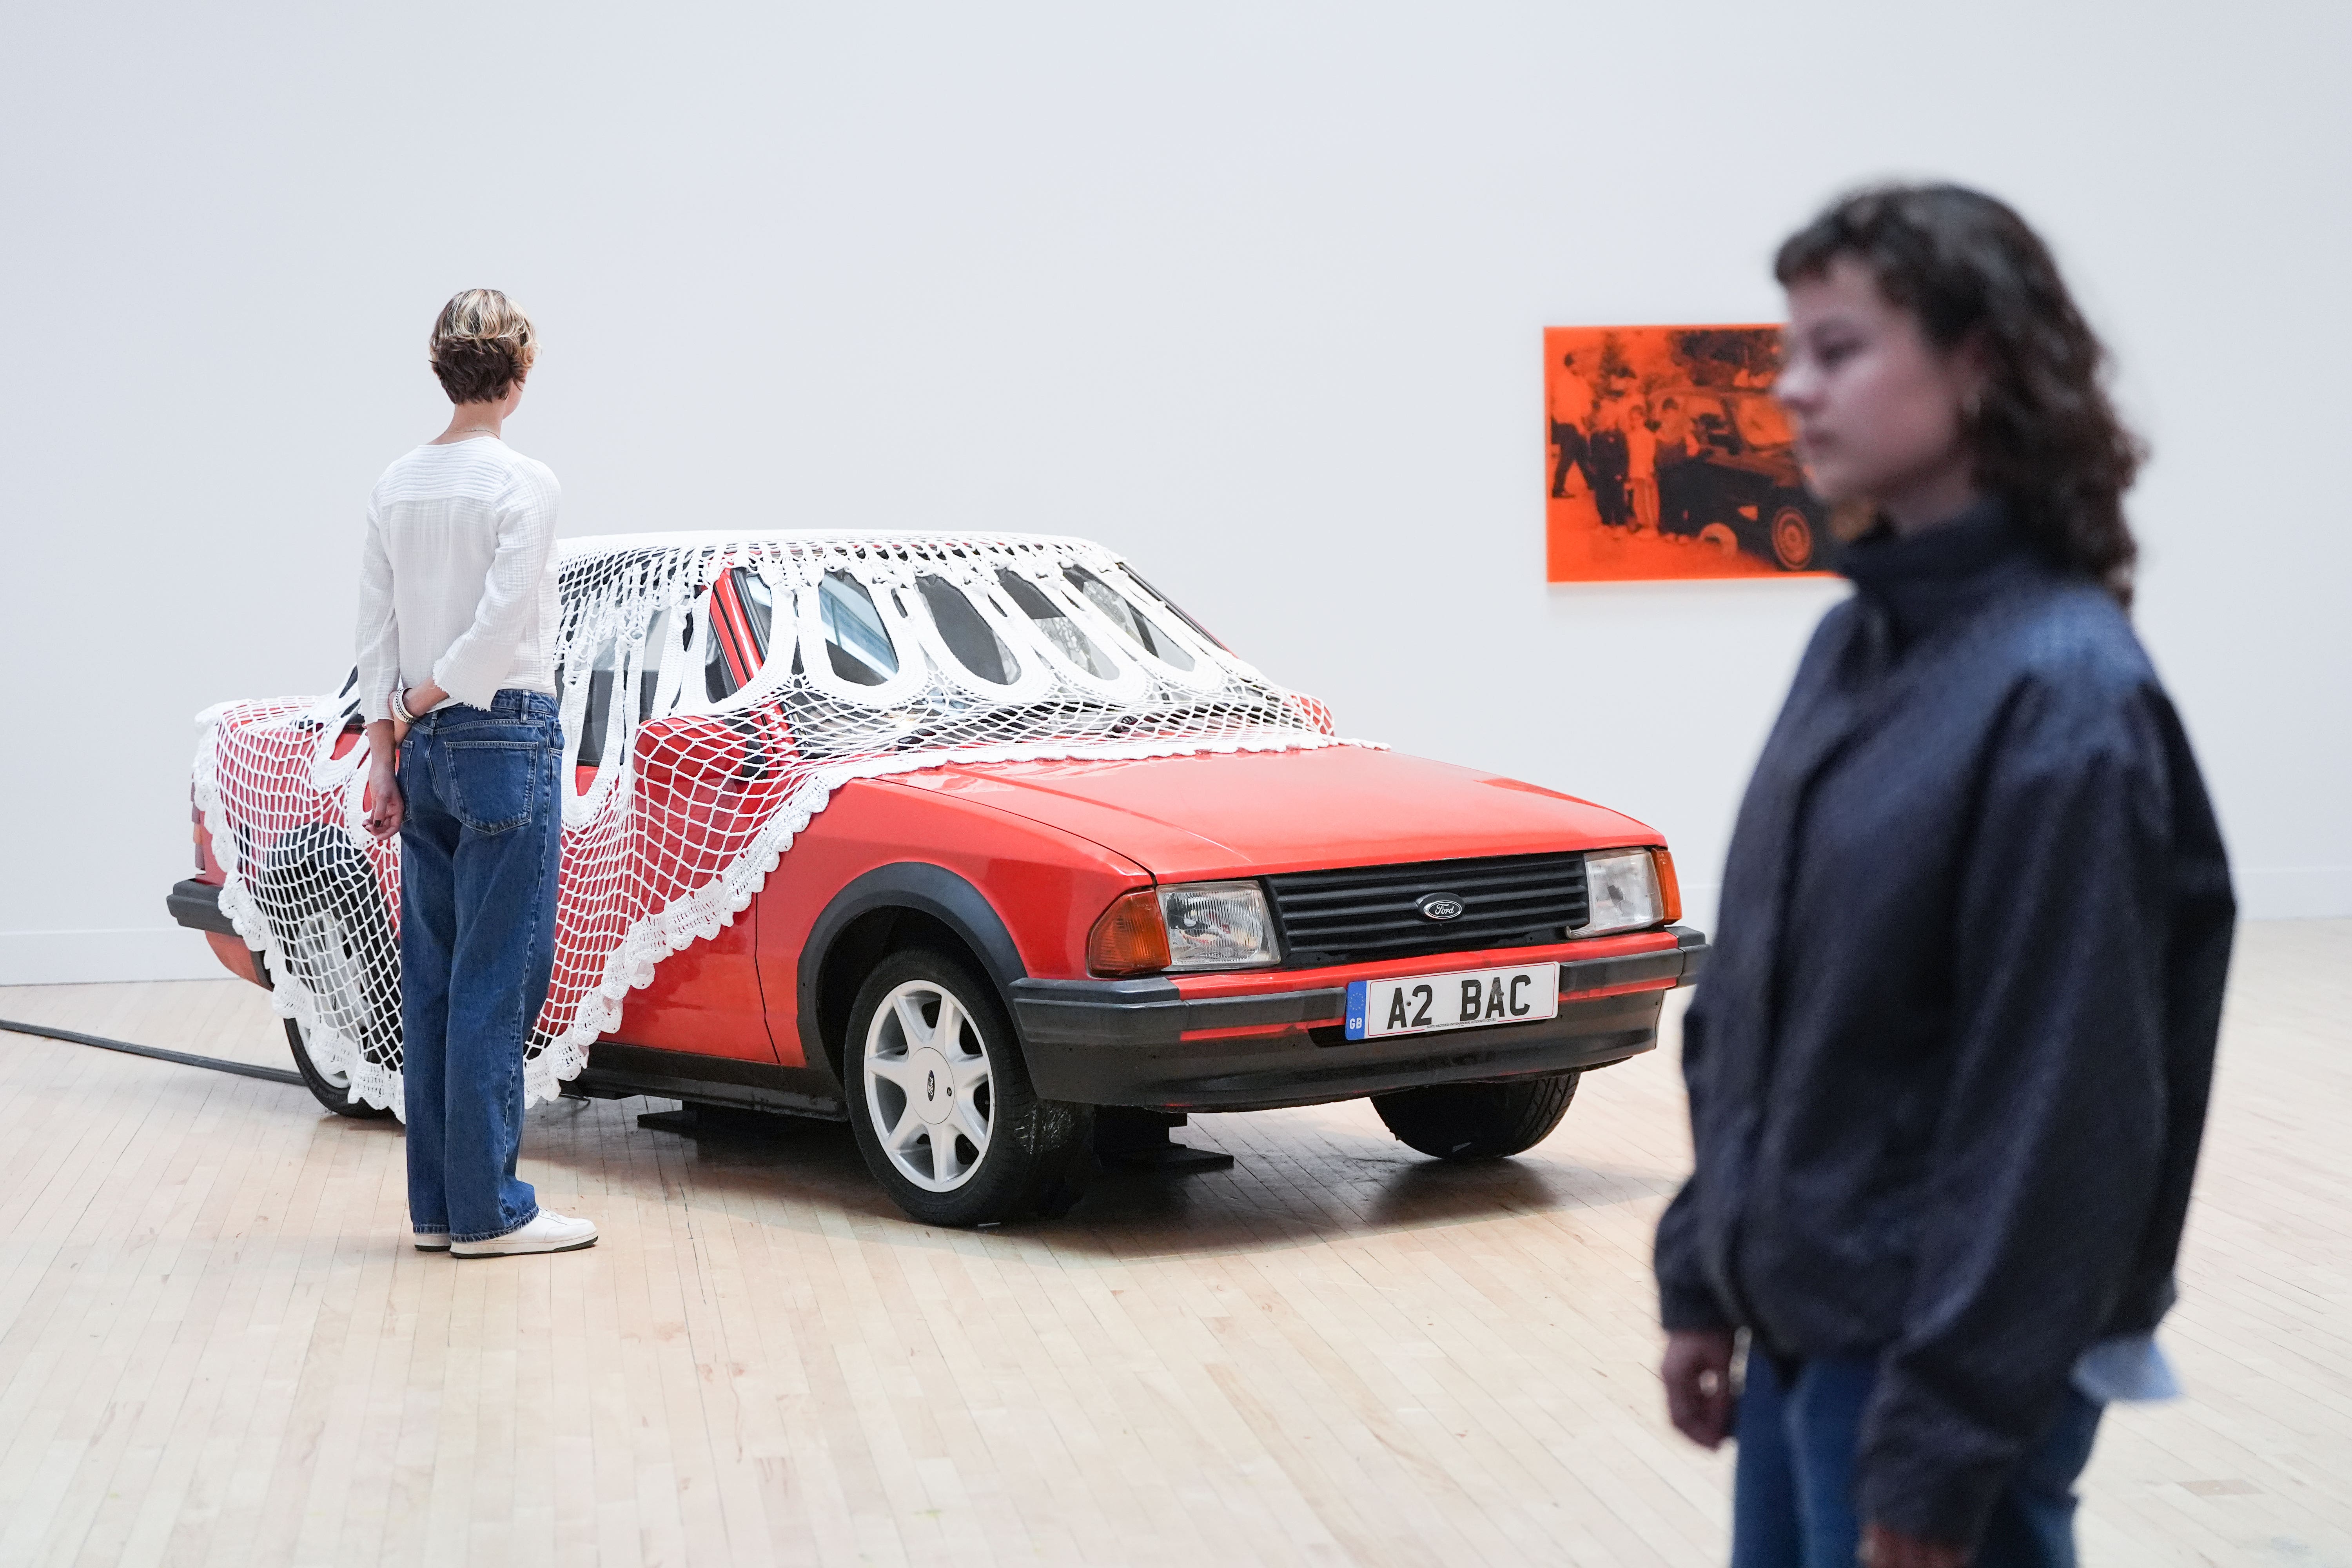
left=1650, top=847, right=1682, bottom=926
left=1087, top=888, right=1172, bottom=976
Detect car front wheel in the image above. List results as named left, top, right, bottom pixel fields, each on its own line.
left=1371, top=1071, right=1581, bottom=1160
left=846, top=949, right=1093, bottom=1226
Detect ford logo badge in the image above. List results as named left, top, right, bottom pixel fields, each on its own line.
left=1418, top=894, right=1465, bottom=921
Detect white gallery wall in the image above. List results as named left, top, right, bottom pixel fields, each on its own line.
left=3, top=2, right=2347, bottom=983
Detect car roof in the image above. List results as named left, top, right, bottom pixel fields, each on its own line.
left=556, top=528, right=1102, bottom=563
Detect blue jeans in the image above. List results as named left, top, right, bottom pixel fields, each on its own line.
left=1732, top=1352, right=2103, bottom=1568
left=397, top=690, right=562, bottom=1243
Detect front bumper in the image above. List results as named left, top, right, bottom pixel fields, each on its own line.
left=1011, top=926, right=1709, bottom=1111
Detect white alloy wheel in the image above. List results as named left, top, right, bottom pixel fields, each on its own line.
left=288, top=909, right=365, bottom=1089
left=290, top=1018, right=351, bottom=1090
left=862, top=978, right=995, bottom=1192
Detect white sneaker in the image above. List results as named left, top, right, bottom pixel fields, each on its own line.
left=451, top=1209, right=599, bottom=1258
left=413, top=1229, right=451, bottom=1251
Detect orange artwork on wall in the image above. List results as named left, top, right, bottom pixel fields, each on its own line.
left=1544, top=323, right=1836, bottom=583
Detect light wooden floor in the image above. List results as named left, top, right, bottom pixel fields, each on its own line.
left=2, top=923, right=2347, bottom=1567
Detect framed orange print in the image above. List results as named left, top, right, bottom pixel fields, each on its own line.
left=1545, top=324, right=1836, bottom=582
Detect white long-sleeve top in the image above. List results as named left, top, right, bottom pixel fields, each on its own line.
left=353, top=437, right=561, bottom=721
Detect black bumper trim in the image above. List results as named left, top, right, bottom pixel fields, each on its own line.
left=1010, top=975, right=1350, bottom=1049
left=1010, top=931, right=1708, bottom=1110
left=1012, top=932, right=1708, bottom=1048
left=167, top=878, right=239, bottom=936
left=1560, top=931, right=1711, bottom=995
left=1671, top=923, right=1712, bottom=982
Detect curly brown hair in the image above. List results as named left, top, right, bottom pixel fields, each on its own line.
left=428, top=288, right=536, bottom=405
left=1775, top=185, right=2143, bottom=604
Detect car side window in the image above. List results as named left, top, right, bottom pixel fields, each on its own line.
left=572, top=648, right=613, bottom=769
left=995, top=569, right=1117, bottom=679
left=569, top=604, right=691, bottom=771
left=1062, top=566, right=1196, bottom=671
left=820, top=570, right=899, bottom=686
left=703, top=567, right=776, bottom=701
left=916, top=574, right=1021, bottom=686
left=638, top=606, right=681, bottom=721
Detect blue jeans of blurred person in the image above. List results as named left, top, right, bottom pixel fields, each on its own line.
left=1732, top=1351, right=2103, bottom=1568
left=398, top=690, right=562, bottom=1244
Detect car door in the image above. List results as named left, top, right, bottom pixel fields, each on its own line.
left=578, top=567, right=791, bottom=1064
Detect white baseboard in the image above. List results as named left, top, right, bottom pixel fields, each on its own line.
left=2233, top=866, right=2352, bottom=920
left=0, top=928, right=238, bottom=987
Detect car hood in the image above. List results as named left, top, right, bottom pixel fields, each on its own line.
left=877, top=744, right=1660, bottom=879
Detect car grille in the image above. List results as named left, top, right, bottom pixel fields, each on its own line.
left=1265, top=852, right=1590, bottom=967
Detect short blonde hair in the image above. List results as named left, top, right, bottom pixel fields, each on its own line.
left=428, top=289, right=537, bottom=404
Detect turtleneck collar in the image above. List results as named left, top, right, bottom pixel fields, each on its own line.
left=1838, top=496, right=2041, bottom=653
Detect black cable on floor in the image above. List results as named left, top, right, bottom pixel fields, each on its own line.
left=0, top=1016, right=305, bottom=1087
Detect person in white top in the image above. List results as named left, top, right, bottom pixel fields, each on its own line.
left=355, top=289, right=596, bottom=1258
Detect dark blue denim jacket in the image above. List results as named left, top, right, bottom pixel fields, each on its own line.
left=1654, top=501, right=2235, bottom=1544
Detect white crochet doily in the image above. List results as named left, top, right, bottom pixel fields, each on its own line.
left=195, top=531, right=1354, bottom=1119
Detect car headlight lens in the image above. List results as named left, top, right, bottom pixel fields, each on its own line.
left=1086, top=880, right=1282, bottom=975
left=1087, top=889, right=1172, bottom=975
left=1160, top=881, right=1281, bottom=969
left=1581, top=848, right=1664, bottom=936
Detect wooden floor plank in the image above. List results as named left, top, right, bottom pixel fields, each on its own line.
left=1, top=922, right=2348, bottom=1564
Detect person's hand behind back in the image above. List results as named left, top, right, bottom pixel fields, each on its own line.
left=362, top=720, right=404, bottom=839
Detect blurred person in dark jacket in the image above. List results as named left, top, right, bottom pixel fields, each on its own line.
left=1653, top=185, right=2234, bottom=1568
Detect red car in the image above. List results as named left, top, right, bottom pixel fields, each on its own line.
left=172, top=532, right=1706, bottom=1226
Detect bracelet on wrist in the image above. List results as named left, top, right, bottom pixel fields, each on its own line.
left=390, top=686, right=417, bottom=725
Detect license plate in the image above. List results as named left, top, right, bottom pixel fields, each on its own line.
left=1344, top=962, right=1561, bottom=1042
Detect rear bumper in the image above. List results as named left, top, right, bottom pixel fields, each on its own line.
left=167, top=877, right=271, bottom=987
left=167, top=877, right=237, bottom=935
left=1011, top=926, right=1708, bottom=1111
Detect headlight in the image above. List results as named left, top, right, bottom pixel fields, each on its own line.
left=1158, top=881, right=1280, bottom=969
left=1581, top=848, right=1666, bottom=936
left=1085, top=880, right=1281, bottom=976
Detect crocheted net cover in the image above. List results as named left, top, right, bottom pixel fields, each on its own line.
left=193, top=531, right=1350, bottom=1118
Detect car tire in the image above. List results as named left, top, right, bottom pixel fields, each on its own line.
left=252, top=823, right=403, bottom=1092
left=1770, top=504, right=1816, bottom=570
left=845, top=948, right=1094, bottom=1226
left=283, top=1017, right=395, bottom=1120
left=1371, top=1071, right=1581, bottom=1161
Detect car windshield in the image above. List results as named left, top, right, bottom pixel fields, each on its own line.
left=916, top=574, right=1021, bottom=686
left=995, top=569, right=1117, bottom=678
left=820, top=570, right=899, bottom=686
left=1062, top=566, right=1195, bottom=671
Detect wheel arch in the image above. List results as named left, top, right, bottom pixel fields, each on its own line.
left=797, top=864, right=1029, bottom=1084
